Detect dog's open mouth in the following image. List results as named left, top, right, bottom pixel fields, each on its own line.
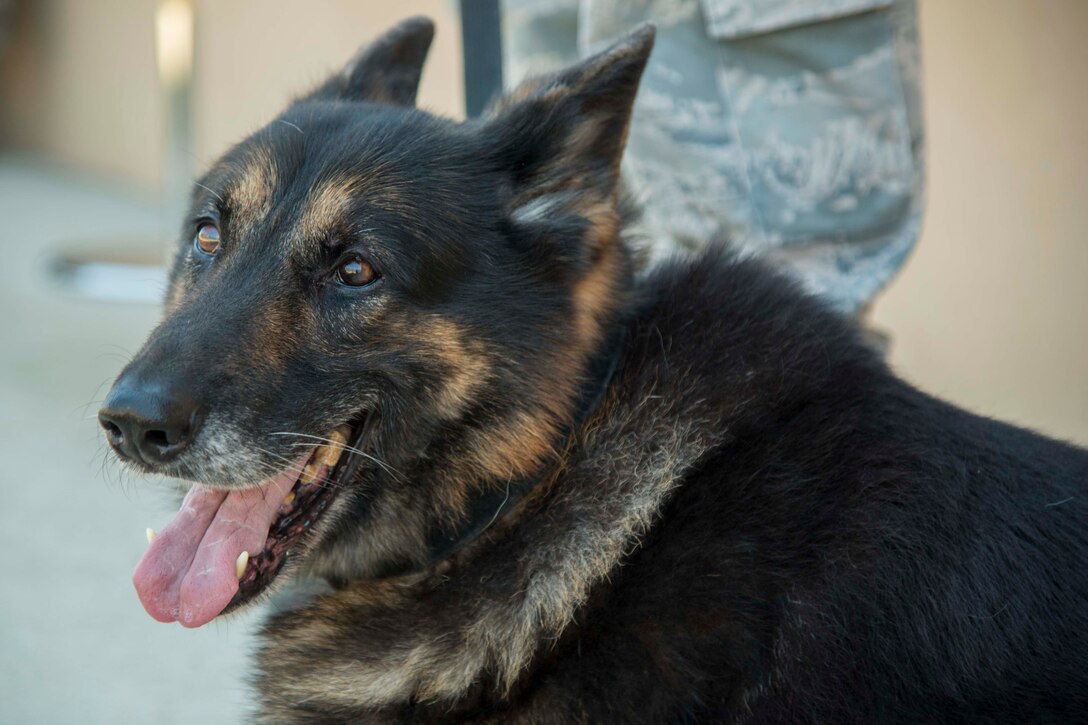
left=132, top=418, right=366, bottom=628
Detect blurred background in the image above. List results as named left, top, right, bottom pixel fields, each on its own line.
left=0, top=0, right=1084, bottom=722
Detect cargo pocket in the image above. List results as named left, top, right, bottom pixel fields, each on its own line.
left=701, top=0, right=916, bottom=247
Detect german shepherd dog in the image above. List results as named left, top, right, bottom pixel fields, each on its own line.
left=98, top=17, right=1088, bottom=724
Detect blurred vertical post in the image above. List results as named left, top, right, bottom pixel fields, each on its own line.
left=460, top=0, right=503, bottom=118
left=155, top=0, right=194, bottom=239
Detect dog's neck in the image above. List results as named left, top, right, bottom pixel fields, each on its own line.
left=413, top=235, right=636, bottom=570
left=421, top=315, right=630, bottom=567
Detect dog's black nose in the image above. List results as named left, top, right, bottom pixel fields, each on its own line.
left=98, top=379, right=203, bottom=466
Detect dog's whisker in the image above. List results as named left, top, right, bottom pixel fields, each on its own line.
left=269, top=431, right=402, bottom=478
left=250, top=445, right=306, bottom=469
left=78, top=376, right=119, bottom=418
left=99, top=342, right=135, bottom=357
left=280, top=439, right=402, bottom=480
left=241, top=445, right=363, bottom=493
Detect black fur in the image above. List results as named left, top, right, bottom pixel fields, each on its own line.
left=516, top=251, right=1088, bottom=723
left=251, top=246, right=1088, bottom=723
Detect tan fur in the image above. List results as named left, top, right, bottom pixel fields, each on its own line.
left=382, top=314, right=496, bottom=520
left=446, top=242, right=624, bottom=502
left=444, top=211, right=625, bottom=529
left=229, top=146, right=278, bottom=237
left=416, top=316, right=492, bottom=421
left=467, top=407, right=564, bottom=484
left=572, top=210, right=622, bottom=346
left=296, top=174, right=364, bottom=243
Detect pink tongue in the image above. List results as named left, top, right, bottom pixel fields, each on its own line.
left=133, top=458, right=305, bottom=628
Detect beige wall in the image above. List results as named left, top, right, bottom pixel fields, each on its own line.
left=1, top=0, right=1085, bottom=442
left=870, top=0, right=1088, bottom=444
left=191, top=0, right=463, bottom=169
left=0, top=0, right=464, bottom=186
left=0, top=0, right=163, bottom=186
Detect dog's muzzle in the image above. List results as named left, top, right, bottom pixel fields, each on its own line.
left=98, top=375, right=204, bottom=467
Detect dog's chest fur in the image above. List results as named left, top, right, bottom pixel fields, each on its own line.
left=253, top=252, right=1088, bottom=723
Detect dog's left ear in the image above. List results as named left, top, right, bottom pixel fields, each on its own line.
left=487, top=24, right=655, bottom=265
left=307, top=16, right=435, bottom=105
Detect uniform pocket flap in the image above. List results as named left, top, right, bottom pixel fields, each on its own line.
left=700, top=0, right=895, bottom=40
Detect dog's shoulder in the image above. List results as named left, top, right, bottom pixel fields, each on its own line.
left=569, top=247, right=1088, bottom=723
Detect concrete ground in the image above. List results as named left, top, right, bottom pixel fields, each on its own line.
left=0, top=157, right=258, bottom=723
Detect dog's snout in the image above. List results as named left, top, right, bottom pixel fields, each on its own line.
left=98, top=378, right=204, bottom=466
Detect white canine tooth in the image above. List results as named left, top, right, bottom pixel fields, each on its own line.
left=300, top=462, right=319, bottom=485
left=235, top=551, right=249, bottom=580
left=282, top=492, right=295, bottom=506
left=146, top=528, right=157, bottom=544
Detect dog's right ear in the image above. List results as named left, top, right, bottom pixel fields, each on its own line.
left=305, top=16, right=435, bottom=106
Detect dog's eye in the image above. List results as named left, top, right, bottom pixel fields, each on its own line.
left=194, top=223, right=221, bottom=256
left=335, top=256, right=378, bottom=287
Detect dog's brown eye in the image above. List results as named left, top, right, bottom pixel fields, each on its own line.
left=194, top=223, right=221, bottom=256
left=336, top=256, right=378, bottom=287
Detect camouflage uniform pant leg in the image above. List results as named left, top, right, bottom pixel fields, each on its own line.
left=501, top=0, right=924, bottom=313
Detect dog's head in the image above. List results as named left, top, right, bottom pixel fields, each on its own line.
left=99, top=17, right=654, bottom=627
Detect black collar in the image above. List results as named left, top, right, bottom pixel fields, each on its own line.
left=422, top=322, right=628, bottom=566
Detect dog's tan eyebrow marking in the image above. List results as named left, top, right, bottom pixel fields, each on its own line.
left=229, top=145, right=278, bottom=234
left=296, top=175, right=370, bottom=245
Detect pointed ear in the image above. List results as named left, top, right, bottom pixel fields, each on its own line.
left=487, top=25, right=655, bottom=262
left=307, top=16, right=435, bottom=105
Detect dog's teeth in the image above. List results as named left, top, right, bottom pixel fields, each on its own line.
left=317, top=426, right=351, bottom=467
left=316, top=445, right=340, bottom=467
left=300, top=463, right=319, bottom=485
left=146, top=528, right=157, bottom=544
left=283, top=492, right=295, bottom=506
left=235, top=551, right=249, bottom=580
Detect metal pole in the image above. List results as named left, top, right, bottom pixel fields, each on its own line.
left=460, top=0, right=503, bottom=118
